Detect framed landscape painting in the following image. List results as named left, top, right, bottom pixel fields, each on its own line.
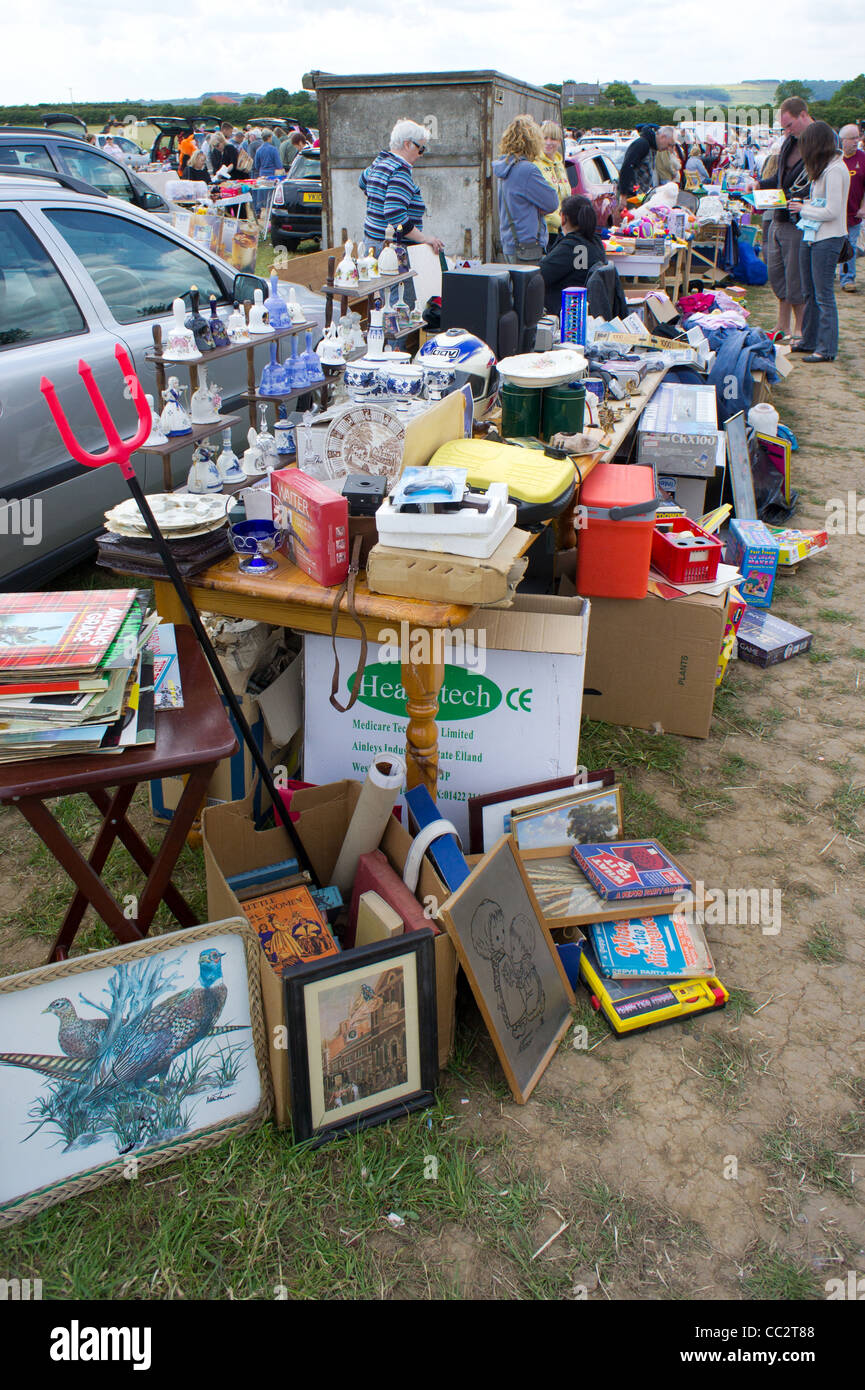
left=0, top=920, right=271, bottom=1227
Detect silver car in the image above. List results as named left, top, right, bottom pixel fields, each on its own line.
left=0, top=170, right=326, bottom=588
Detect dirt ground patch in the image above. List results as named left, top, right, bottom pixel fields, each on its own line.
left=1, top=283, right=863, bottom=1300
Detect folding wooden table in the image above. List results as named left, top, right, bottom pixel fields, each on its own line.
left=0, top=627, right=236, bottom=962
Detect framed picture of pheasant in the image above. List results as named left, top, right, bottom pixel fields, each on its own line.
left=284, top=929, right=438, bottom=1145
left=0, top=919, right=271, bottom=1227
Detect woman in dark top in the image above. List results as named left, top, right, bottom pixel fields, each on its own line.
left=539, top=194, right=607, bottom=314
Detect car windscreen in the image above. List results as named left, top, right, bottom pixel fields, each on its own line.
left=288, top=154, right=320, bottom=181
left=43, top=207, right=227, bottom=324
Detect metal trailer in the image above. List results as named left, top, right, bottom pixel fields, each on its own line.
left=305, top=69, right=562, bottom=262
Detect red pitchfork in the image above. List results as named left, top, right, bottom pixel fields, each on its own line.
left=40, top=345, right=318, bottom=884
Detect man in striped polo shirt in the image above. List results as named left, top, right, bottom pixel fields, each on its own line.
left=360, top=119, right=445, bottom=305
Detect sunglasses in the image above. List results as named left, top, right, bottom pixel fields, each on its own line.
left=411, top=140, right=426, bottom=153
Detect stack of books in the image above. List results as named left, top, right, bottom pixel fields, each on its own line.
left=0, top=590, right=160, bottom=764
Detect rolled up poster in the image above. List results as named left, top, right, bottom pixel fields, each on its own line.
left=331, top=755, right=406, bottom=893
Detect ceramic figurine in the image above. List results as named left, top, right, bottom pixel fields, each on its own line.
left=143, top=393, right=168, bottom=447
left=285, top=333, right=309, bottom=390
left=162, top=298, right=201, bottom=361
left=275, top=407, right=295, bottom=457
left=256, top=405, right=280, bottom=469
left=334, top=238, right=359, bottom=289
left=348, top=314, right=366, bottom=352
left=367, top=245, right=380, bottom=278
left=258, top=342, right=291, bottom=396
left=227, top=301, right=249, bottom=342
left=190, top=365, right=223, bottom=425
left=264, top=272, right=291, bottom=329
left=159, top=377, right=192, bottom=436
left=300, top=330, right=325, bottom=384
left=392, top=283, right=410, bottom=328
left=316, top=322, right=345, bottom=365
left=247, top=288, right=270, bottom=335
left=286, top=287, right=305, bottom=325
left=366, top=297, right=386, bottom=359
left=356, top=243, right=376, bottom=282
left=187, top=442, right=222, bottom=493
left=185, top=286, right=216, bottom=352
left=242, top=426, right=265, bottom=476
left=377, top=227, right=399, bottom=275
left=216, top=428, right=245, bottom=484
left=208, top=294, right=231, bottom=348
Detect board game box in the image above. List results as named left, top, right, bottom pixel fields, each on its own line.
left=571, top=840, right=692, bottom=900
left=587, top=912, right=714, bottom=979
left=579, top=940, right=727, bottom=1034
left=735, top=607, right=812, bottom=667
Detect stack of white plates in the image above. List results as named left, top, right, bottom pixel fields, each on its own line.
left=104, top=494, right=228, bottom=540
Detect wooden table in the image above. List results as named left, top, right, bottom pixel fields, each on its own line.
left=616, top=242, right=690, bottom=300
left=151, top=554, right=475, bottom=798
left=0, top=629, right=236, bottom=962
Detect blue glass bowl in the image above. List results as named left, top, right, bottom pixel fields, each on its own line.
left=228, top=519, right=285, bottom=575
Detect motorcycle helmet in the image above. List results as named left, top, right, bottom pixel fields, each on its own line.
left=415, top=327, right=497, bottom=419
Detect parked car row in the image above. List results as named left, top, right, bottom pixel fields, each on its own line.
left=0, top=127, right=168, bottom=214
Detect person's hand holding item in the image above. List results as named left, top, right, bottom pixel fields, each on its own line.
left=787, top=200, right=802, bottom=214
left=423, top=232, right=445, bottom=252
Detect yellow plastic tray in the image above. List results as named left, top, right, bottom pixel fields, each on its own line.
left=427, top=440, right=574, bottom=505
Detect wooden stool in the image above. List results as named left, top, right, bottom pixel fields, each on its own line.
left=0, top=628, right=236, bottom=962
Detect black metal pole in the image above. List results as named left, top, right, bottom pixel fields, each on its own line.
left=125, top=475, right=320, bottom=886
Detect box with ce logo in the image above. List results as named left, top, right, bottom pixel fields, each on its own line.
left=302, top=595, right=589, bottom=842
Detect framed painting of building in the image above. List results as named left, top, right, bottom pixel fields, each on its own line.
left=284, top=929, right=438, bottom=1144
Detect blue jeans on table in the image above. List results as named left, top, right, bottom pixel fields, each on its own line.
left=798, top=236, right=845, bottom=357
left=840, top=238, right=858, bottom=286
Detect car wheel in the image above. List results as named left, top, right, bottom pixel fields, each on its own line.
left=272, top=231, right=300, bottom=251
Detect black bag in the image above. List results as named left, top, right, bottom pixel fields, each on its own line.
left=838, top=237, right=854, bottom=264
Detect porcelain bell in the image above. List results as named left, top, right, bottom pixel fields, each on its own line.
left=162, top=299, right=201, bottom=361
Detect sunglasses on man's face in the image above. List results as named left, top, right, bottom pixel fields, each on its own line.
left=411, top=140, right=426, bottom=153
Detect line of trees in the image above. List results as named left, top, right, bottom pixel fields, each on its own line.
left=0, top=90, right=317, bottom=130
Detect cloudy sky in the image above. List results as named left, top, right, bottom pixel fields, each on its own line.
left=7, top=1, right=864, bottom=104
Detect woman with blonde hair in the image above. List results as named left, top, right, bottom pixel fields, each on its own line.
left=535, top=121, right=571, bottom=245
left=493, top=115, right=559, bottom=262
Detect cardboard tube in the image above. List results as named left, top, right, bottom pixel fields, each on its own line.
left=331, top=755, right=406, bottom=892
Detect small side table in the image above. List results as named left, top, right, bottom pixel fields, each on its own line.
left=0, top=628, right=236, bottom=962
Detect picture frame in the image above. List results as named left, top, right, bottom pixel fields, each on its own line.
left=467, top=768, right=616, bottom=854
left=437, top=836, right=575, bottom=1105
left=518, top=844, right=696, bottom=929
left=284, top=929, right=437, bottom=1145
left=755, top=432, right=791, bottom=506
left=0, top=919, right=272, bottom=1228
left=724, top=411, right=757, bottom=521
left=511, top=785, right=623, bottom=852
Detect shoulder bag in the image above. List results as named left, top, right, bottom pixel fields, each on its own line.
left=501, top=177, right=545, bottom=263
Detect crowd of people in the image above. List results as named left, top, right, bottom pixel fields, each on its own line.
left=177, top=121, right=313, bottom=184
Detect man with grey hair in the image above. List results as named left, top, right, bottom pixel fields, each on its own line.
left=840, top=123, right=865, bottom=291
left=619, top=124, right=676, bottom=202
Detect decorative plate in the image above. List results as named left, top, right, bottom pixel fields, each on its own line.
left=105, top=494, right=228, bottom=533
left=496, top=349, right=588, bottom=388
left=323, top=403, right=406, bottom=485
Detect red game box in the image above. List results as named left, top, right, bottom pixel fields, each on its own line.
left=271, top=468, right=349, bottom=588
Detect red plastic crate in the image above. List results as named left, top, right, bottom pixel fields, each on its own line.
left=651, top=518, right=723, bottom=584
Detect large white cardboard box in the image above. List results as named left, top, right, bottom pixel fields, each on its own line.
left=303, top=595, right=590, bottom=842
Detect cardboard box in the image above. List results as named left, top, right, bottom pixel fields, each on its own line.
left=202, top=780, right=458, bottom=1127
left=303, top=594, right=590, bottom=843
left=150, top=656, right=302, bottom=823
left=724, top=519, right=779, bottom=610
left=637, top=384, right=719, bottom=476
left=655, top=433, right=726, bottom=520
left=583, top=589, right=727, bottom=739
left=366, top=528, right=531, bottom=606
